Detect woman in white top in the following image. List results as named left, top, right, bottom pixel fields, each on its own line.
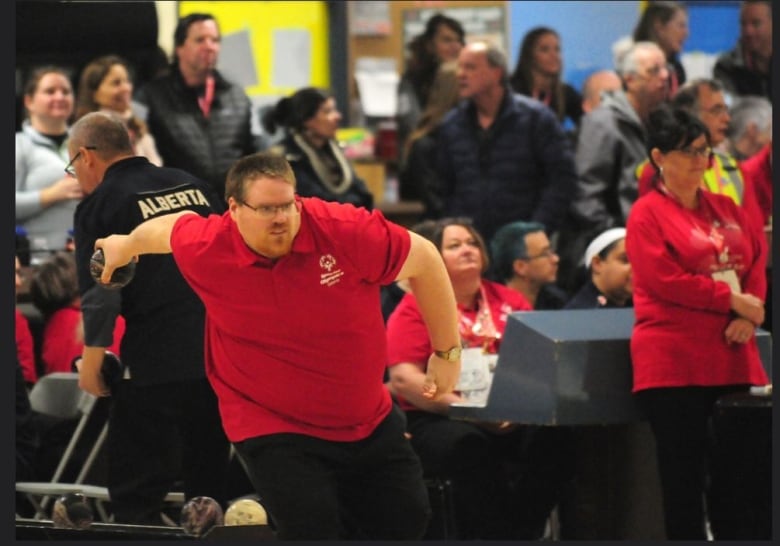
left=75, top=55, right=162, bottom=166
left=16, top=66, right=83, bottom=257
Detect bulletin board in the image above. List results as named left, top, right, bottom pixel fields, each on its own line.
left=178, top=1, right=330, bottom=99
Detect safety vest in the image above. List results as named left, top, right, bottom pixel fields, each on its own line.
left=702, top=152, right=745, bottom=206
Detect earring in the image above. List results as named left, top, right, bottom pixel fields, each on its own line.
left=658, top=166, right=664, bottom=179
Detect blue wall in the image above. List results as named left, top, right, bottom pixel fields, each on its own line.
left=507, top=1, right=740, bottom=93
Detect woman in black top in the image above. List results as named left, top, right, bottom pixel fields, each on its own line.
left=263, top=87, right=373, bottom=210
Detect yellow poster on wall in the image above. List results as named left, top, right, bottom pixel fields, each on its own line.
left=179, top=1, right=330, bottom=99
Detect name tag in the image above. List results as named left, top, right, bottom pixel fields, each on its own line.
left=712, top=268, right=741, bottom=294
left=455, top=348, right=497, bottom=407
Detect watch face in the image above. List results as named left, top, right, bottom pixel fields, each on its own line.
left=437, top=347, right=461, bottom=361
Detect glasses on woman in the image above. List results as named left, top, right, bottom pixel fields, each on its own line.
left=674, top=144, right=713, bottom=160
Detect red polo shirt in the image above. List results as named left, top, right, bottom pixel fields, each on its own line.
left=170, top=198, right=411, bottom=442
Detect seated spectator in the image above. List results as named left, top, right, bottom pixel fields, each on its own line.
left=398, top=61, right=459, bottom=216
left=397, top=13, right=465, bottom=158
left=29, top=251, right=124, bottom=375
left=725, top=95, right=772, bottom=160
left=16, top=66, right=83, bottom=258
left=490, top=220, right=567, bottom=309
left=509, top=26, right=583, bottom=128
left=75, top=54, right=163, bottom=166
left=713, top=0, right=772, bottom=102
left=632, top=1, right=689, bottom=96
left=15, top=255, right=37, bottom=385
left=386, top=217, right=573, bottom=539
left=263, top=87, right=373, bottom=210
left=565, top=228, right=632, bottom=309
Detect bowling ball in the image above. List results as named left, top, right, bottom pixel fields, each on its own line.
left=89, top=248, right=136, bottom=289
left=51, top=493, right=93, bottom=529
left=180, top=496, right=224, bottom=536
left=224, top=498, right=268, bottom=526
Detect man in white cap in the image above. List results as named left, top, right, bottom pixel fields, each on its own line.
left=564, top=227, right=632, bottom=309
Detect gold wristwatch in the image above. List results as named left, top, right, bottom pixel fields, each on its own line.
left=434, top=345, right=462, bottom=362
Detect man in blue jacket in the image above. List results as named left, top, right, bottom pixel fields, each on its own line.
left=434, top=41, right=577, bottom=244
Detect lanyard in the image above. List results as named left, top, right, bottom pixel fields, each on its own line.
left=660, top=183, right=729, bottom=263
left=458, top=283, right=500, bottom=353
left=198, top=76, right=215, bottom=118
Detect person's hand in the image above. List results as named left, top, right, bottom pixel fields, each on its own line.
left=730, top=292, right=765, bottom=326
left=75, top=359, right=111, bottom=397
left=94, top=235, right=136, bottom=284
left=422, top=353, right=460, bottom=399
left=724, top=317, right=756, bottom=345
left=41, top=176, right=83, bottom=205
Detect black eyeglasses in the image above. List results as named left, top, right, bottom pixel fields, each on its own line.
left=673, top=145, right=713, bottom=160
left=64, top=146, right=97, bottom=176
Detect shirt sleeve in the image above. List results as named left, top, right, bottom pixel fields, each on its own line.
left=81, top=284, right=122, bottom=347
left=339, top=207, right=412, bottom=286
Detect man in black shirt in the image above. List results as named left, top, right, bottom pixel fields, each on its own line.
left=70, top=111, right=231, bottom=525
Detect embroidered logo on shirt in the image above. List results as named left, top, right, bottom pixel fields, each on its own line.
left=319, top=254, right=344, bottom=286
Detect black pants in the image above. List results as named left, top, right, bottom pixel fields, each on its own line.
left=233, top=404, right=430, bottom=540
left=108, top=378, right=231, bottom=524
left=406, top=411, right=574, bottom=540
left=635, top=385, right=748, bottom=540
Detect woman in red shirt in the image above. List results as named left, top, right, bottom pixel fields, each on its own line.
left=387, top=218, right=571, bottom=539
left=626, top=105, right=768, bottom=539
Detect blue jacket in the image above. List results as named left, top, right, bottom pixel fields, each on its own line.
left=435, top=90, right=577, bottom=242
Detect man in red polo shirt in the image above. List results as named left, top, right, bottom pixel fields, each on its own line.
left=89, top=151, right=461, bottom=540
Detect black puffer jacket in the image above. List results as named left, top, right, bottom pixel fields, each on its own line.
left=136, top=69, right=258, bottom=200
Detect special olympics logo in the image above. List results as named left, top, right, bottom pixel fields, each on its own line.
left=319, top=254, right=336, bottom=271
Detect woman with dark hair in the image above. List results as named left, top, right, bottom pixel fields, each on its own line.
left=509, top=27, right=582, bottom=127
left=75, top=55, right=162, bottom=166
left=632, top=1, right=688, bottom=96
left=397, top=13, right=465, bottom=156
left=626, top=105, right=768, bottom=539
left=263, top=87, right=373, bottom=209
